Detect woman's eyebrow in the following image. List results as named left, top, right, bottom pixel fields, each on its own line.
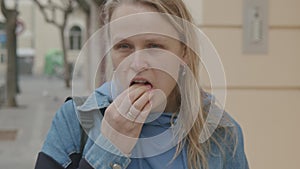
left=144, top=36, right=169, bottom=43
left=111, top=36, right=129, bottom=44
left=111, top=35, right=170, bottom=44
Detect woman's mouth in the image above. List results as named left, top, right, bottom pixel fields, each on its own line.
left=130, top=78, right=153, bottom=88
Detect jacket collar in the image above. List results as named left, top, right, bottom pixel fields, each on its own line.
left=77, top=82, right=112, bottom=111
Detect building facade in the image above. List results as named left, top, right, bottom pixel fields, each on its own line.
left=0, top=0, right=89, bottom=76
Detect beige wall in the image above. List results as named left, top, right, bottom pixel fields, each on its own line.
left=34, top=4, right=61, bottom=75
left=199, top=0, right=300, bottom=168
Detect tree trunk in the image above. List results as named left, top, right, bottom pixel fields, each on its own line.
left=5, top=10, right=18, bottom=107
left=60, top=27, right=71, bottom=88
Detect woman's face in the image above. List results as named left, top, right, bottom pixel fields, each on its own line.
left=109, top=3, right=186, bottom=109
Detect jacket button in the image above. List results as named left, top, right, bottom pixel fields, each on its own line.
left=111, top=163, right=122, bottom=169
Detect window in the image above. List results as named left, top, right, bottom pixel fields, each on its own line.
left=69, top=25, right=82, bottom=50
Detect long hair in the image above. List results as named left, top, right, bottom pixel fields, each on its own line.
left=101, top=0, right=237, bottom=169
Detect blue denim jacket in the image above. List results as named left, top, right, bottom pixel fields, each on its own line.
left=40, top=82, right=249, bottom=169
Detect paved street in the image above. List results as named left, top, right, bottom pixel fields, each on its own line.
left=0, top=76, right=74, bottom=169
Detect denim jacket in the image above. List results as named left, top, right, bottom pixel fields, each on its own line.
left=35, top=82, right=249, bottom=169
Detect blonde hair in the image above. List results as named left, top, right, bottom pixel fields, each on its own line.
left=101, top=0, right=237, bottom=169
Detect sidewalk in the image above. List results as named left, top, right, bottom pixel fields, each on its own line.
left=0, top=76, right=73, bottom=169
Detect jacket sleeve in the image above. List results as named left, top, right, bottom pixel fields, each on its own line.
left=35, top=152, right=93, bottom=169
left=34, top=100, right=131, bottom=169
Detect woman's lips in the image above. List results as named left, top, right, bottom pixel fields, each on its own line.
left=130, top=77, right=153, bottom=88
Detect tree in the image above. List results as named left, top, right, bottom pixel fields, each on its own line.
left=33, top=0, right=75, bottom=88
left=0, top=0, right=18, bottom=107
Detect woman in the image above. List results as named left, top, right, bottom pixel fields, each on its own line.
left=35, top=0, right=249, bottom=169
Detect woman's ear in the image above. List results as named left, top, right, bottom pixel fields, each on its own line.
left=181, top=45, right=189, bottom=64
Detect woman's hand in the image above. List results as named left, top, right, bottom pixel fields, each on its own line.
left=101, top=84, right=152, bottom=155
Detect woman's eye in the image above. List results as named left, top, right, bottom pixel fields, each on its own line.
left=114, top=43, right=133, bottom=52
left=148, top=43, right=163, bottom=49
left=119, top=43, right=131, bottom=49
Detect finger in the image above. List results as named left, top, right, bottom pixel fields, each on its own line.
left=116, top=85, right=151, bottom=116
left=130, top=90, right=151, bottom=115
left=117, top=84, right=147, bottom=99
left=104, top=105, right=138, bottom=135
left=135, top=101, right=152, bottom=123
left=129, top=91, right=152, bottom=122
left=114, top=84, right=148, bottom=106
left=128, top=84, right=152, bottom=103
left=124, top=91, right=151, bottom=122
left=126, top=111, right=137, bottom=121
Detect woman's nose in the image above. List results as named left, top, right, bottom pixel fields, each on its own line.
left=130, top=51, right=149, bottom=72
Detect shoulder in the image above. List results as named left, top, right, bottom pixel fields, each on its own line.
left=200, top=89, right=245, bottom=147
left=211, top=112, right=245, bottom=148
left=41, top=99, right=82, bottom=167
left=40, top=83, right=113, bottom=168
left=56, top=99, right=77, bottom=121
left=209, top=113, right=249, bottom=168
left=51, top=82, right=112, bottom=130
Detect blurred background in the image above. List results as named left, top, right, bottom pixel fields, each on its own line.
left=0, top=0, right=299, bottom=168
